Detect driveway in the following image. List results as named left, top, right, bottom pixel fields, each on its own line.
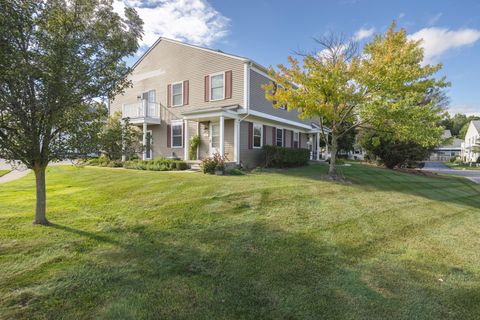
left=422, top=161, right=480, bottom=184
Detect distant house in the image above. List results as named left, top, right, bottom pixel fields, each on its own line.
left=461, top=120, right=480, bottom=163
left=429, top=130, right=462, bottom=162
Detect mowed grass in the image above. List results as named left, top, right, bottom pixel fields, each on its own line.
left=0, top=164, right=479, bottom=319
left=0, top=170, right=10, bottom=177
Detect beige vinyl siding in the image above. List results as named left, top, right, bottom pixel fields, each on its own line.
left=249, top=69, right=313, bottom=125
left=110, top=39, right=244, bottom=160
left=111, top=39, right=244, bottom=117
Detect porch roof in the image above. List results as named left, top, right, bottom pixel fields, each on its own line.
left=181, top=105, right=240, bottom=121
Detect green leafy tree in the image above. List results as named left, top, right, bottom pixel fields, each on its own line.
left=99, top=112, right=142, bottom=161
left=0, top=0, right=143, bottom=225
left=265, top=22, right=447, bottom=177
left=359, top=129, right=433, bottom=169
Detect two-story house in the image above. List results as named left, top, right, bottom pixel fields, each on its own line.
left=110, top=37, right=327, bottom=168
left=461, top=120, right=480, bottom=163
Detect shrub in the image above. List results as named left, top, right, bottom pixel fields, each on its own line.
left=226, top=167, right=245, bottom=175
left=450, top=157, right=457, bottom=163
left=201, top=152, right=227, bottom=174
left=122, top=159, right=188, bottom=171
left=262, top=145, right=310, bottom=168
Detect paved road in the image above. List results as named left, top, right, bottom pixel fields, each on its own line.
left=422, top=161, right=480, bottom=184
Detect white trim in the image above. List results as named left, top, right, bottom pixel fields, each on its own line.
left=250, top=65, right=275, bottom=82
left=243, top=62, right=250, bottom=110
left=209, top=72, right=225, bottom=101
left=171, top=120, right=183, bottom=148
left=171, top=81, right=183, bottom=107
left=247, top=109, right=312, bottom=130
left=219, top=116, right=225, bottom=157
left=184, top=119, right=189, bottom=160
left=253, top=123, right=263, bottom=149
left=234, top=119, right=240, bottom=164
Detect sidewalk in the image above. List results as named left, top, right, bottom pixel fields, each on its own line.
left=0, top=169, right=31, bottom=185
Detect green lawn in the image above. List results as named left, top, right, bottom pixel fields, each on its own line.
left=1, top=164, right=479, bottom=319
left=0, top=169, right=10, bottom=177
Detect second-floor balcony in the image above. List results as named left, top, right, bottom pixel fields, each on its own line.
left=122, top=100, right=161, bottom=124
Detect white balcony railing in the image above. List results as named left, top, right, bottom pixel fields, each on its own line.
left=122, top=100, right=160, bottom=121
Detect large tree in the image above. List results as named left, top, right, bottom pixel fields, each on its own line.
left=0, top=0, right=143, bottom=225
left=265, top=22, right=448, bottom=177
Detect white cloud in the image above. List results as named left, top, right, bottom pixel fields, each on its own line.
left=353, top=27, right=375, bottom=41
left=113, top=0, right=230, bottom=48
left=449, top=104, right=480, bottom=116
left=398, top=12, right=405, bottom=19
left=427, top=13, right=442, bottom=26
left=409, top=27, right=480, bottom=64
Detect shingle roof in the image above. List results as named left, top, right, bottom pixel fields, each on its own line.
left=471, top=120, right=480, bottom=133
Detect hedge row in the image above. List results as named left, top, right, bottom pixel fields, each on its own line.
left=262, top=145, right=310, bottom=168
left=84, top=157, right=188, bottom=171
left=123, top=159, right=188, bottom=171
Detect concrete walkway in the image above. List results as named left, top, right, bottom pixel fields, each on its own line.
left=422, top=161, right=480, bottom=184
left=0, top=169, right=31, bottom=185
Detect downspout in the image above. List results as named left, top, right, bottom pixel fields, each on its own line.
left=235, top=61, right=252, bottom=165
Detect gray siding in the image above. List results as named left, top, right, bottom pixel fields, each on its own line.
left=239, top=121, right=262, bottom=168
left=249, top=69, right=313, bottom=125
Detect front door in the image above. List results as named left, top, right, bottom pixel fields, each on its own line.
left=209, top=123, right=220, bottom=156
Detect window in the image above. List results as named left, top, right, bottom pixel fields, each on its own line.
left=210, top=73, right=224, bottom=101
left=253, top=124, right=262, bottom=148
left=145, top=130, right=153, bottom=159
left=172, top=82, right=183, bottom=106
left=293, top=131, right=299, bottom=148
left=276, top=128, right=283, bottom=147
left=171, top=122, right=183, bottom=148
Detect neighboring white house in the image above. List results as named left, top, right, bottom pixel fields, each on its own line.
left=461, top=120, right=480, bottom=163
left=429, top=129, right=462, bottom=161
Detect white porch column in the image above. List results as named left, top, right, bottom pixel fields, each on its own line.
left=121, top=119, right=126, bottom=162
left=184, top=119, right=189, bottom=160
left=234, top=119, right=240, bottom=164
left=196, top=121, right=200, bottom=160
left=316, top=132, right=320, bottom=160
left=219, top=115, right=225, bottom=157
left=142, top=122, right=147, bottom=160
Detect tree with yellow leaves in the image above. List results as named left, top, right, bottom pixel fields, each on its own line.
left=264, top=22, right=448, bottom=177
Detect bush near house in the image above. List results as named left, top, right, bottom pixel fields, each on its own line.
left=123, top=159, right=188, bottom=171
left=262, top=145, right=310, bottom=168
left=201, top=152, right=227, bottom=174
left=82, top=156, right=123, bottom=168
left=82, top=157, right=188, bottom=171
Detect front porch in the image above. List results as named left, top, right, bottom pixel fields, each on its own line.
left=182, top=106, right=241, bottom=164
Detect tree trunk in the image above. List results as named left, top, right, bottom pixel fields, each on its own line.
left=328, top=134, right=338, bottom=177
left=33, top=164, right=49, bottom=225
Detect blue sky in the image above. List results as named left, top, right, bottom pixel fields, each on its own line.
left=115, top=0, right=480, bottom=115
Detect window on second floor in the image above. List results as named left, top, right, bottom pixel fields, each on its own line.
left=276, top=128, right=283, bottom=147
left=172, top=82, right=183, bottom=107
left=211, top=73, right=225, bottom=101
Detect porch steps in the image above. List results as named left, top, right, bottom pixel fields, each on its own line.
left=186, top=160, right=202, bottom=171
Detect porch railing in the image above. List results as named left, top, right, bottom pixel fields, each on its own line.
left=122, top=100, right=160, bottom=120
